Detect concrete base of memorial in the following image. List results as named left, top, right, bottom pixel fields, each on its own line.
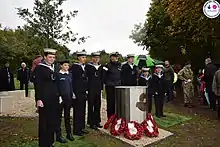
left=99, top=127, right=173, bottom=147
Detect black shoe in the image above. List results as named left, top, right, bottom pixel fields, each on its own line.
left=56, top=136, right=67, bottom=143
left=74, top=132, right=84, bottom=136
left=96, top=123, right=103, bottom=128
left=66, top=134, right=74, bottom=141
left=81, top=129, right=89, bottom=134
left=161, top=115, right=166, bottom=117
left=90, top=125, right=98, bottom=130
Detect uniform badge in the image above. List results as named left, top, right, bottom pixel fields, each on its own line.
left=95, top=71, right=98, bottom=77
left=51, top=74, right=55, bottom=80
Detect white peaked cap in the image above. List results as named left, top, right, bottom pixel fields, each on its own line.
left=127, top=54, right=135, bottom=58
left=142, top=67, right=150, bottom=71
left=155, top=64, right=164, bottom=68
left=91, top=52, right=101, bottom=56
left=76, top=51, right=87, bottom=56
left=43, top=48, right=57, bottom=54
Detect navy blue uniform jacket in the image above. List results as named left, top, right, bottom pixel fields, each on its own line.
left=57, top=71, right=73, bottom=100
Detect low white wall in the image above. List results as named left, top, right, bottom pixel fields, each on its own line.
left=0, top=90, right=35, bottom=113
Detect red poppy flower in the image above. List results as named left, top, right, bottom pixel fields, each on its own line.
left=110, top=118, right=126, bottom=136
left=141, top=113, right=159, bottom=137
left=104, top=114, right=117, bottom=129
left=124, top=121, right=144, bottom=140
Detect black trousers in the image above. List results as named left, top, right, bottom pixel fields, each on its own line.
left=73, top=93, right=86, bottom=133
left=105, top=86, right=116, bottom=118
left=154, top=95, right=164, bottom=117
left=147, top=94, right=153, bottom=113
left=56, top=100, right=72, bottom=137
left=38, top=107, right=58, bottom=147
left=216, top=96, right=220, bottom=119
left=87, top=89, right=101, bottom=125
left=165, top=80, right=173, bottom=102
left=20, top=81, right=28, bottom=97
left=207, top=85, right=216, bottom=109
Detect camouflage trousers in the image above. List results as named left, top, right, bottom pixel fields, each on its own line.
left=182, top=82, right=194, bottom=104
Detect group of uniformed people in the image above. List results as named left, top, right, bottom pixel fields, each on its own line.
left=33, top=48, right=166, bottom=147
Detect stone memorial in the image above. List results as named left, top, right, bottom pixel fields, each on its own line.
left=115, top=86, right=148, bottom=123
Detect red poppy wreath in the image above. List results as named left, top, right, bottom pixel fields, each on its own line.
left=124, top=121, right=144, bottom=140
left=141, top=113, right=159, bottom=137
left=104, top=114, right=117, bottom=129
left=110, top=118, right=126, bottom=136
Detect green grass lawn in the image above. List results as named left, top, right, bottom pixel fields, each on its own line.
left=0, top=117, right=131, bottom=147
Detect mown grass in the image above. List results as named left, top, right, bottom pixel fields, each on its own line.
left=0, top=117, right=131, bottom=147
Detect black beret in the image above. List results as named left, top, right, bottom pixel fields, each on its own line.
left=59, top=60, right=70, bottom=65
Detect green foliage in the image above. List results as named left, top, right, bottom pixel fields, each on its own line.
left=16, top=0, right=89, bottom=47
left=130, top=0, right=220, bottom=68
left=0, top=26, right=70, bottom=71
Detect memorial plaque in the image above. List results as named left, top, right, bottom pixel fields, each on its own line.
left=115, top=86, right=148, bottom=123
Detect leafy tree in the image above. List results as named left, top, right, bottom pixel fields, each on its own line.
left=17, top=0, right=89, bottom=47
left=130, top=0, right=220, bottom=68
left=0, top=25, right=70, bottom=71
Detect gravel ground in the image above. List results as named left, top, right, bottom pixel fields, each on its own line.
left=0, top=94, right=107, bottom=121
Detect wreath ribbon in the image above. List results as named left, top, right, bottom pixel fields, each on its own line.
left=124, top=121, right=144, bottom=140
left=141, top=113, right=159, bottom=137
left=110, top=118, right=126, bottom=136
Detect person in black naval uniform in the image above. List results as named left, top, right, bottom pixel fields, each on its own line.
left=138, top=67, right=153, bottom=113
left=70, top=51, right=89, bottom=136
left=34, top=48, right=59, bottom=147
left=121, top=54, right=138, bottom=86
left=138, top=67, right=151, bottom=86
left=56, top=60, right=74, bottom=143
left=102, top=52, right=121, bottom=118
left=86, top=52, right=103, bottom=130
left=148, top=65, right=166, bottom=118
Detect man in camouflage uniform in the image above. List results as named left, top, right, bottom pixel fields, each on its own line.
left=178, top=62, right=194, bottom=108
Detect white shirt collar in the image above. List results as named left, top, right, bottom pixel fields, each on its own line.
left=59, top=70, right=69, bottom=74
left=127, top=62, right=134, bottom=69
left=39, top=63, right=54, bottom=71
left=88, top=62, right=101, bottom=70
